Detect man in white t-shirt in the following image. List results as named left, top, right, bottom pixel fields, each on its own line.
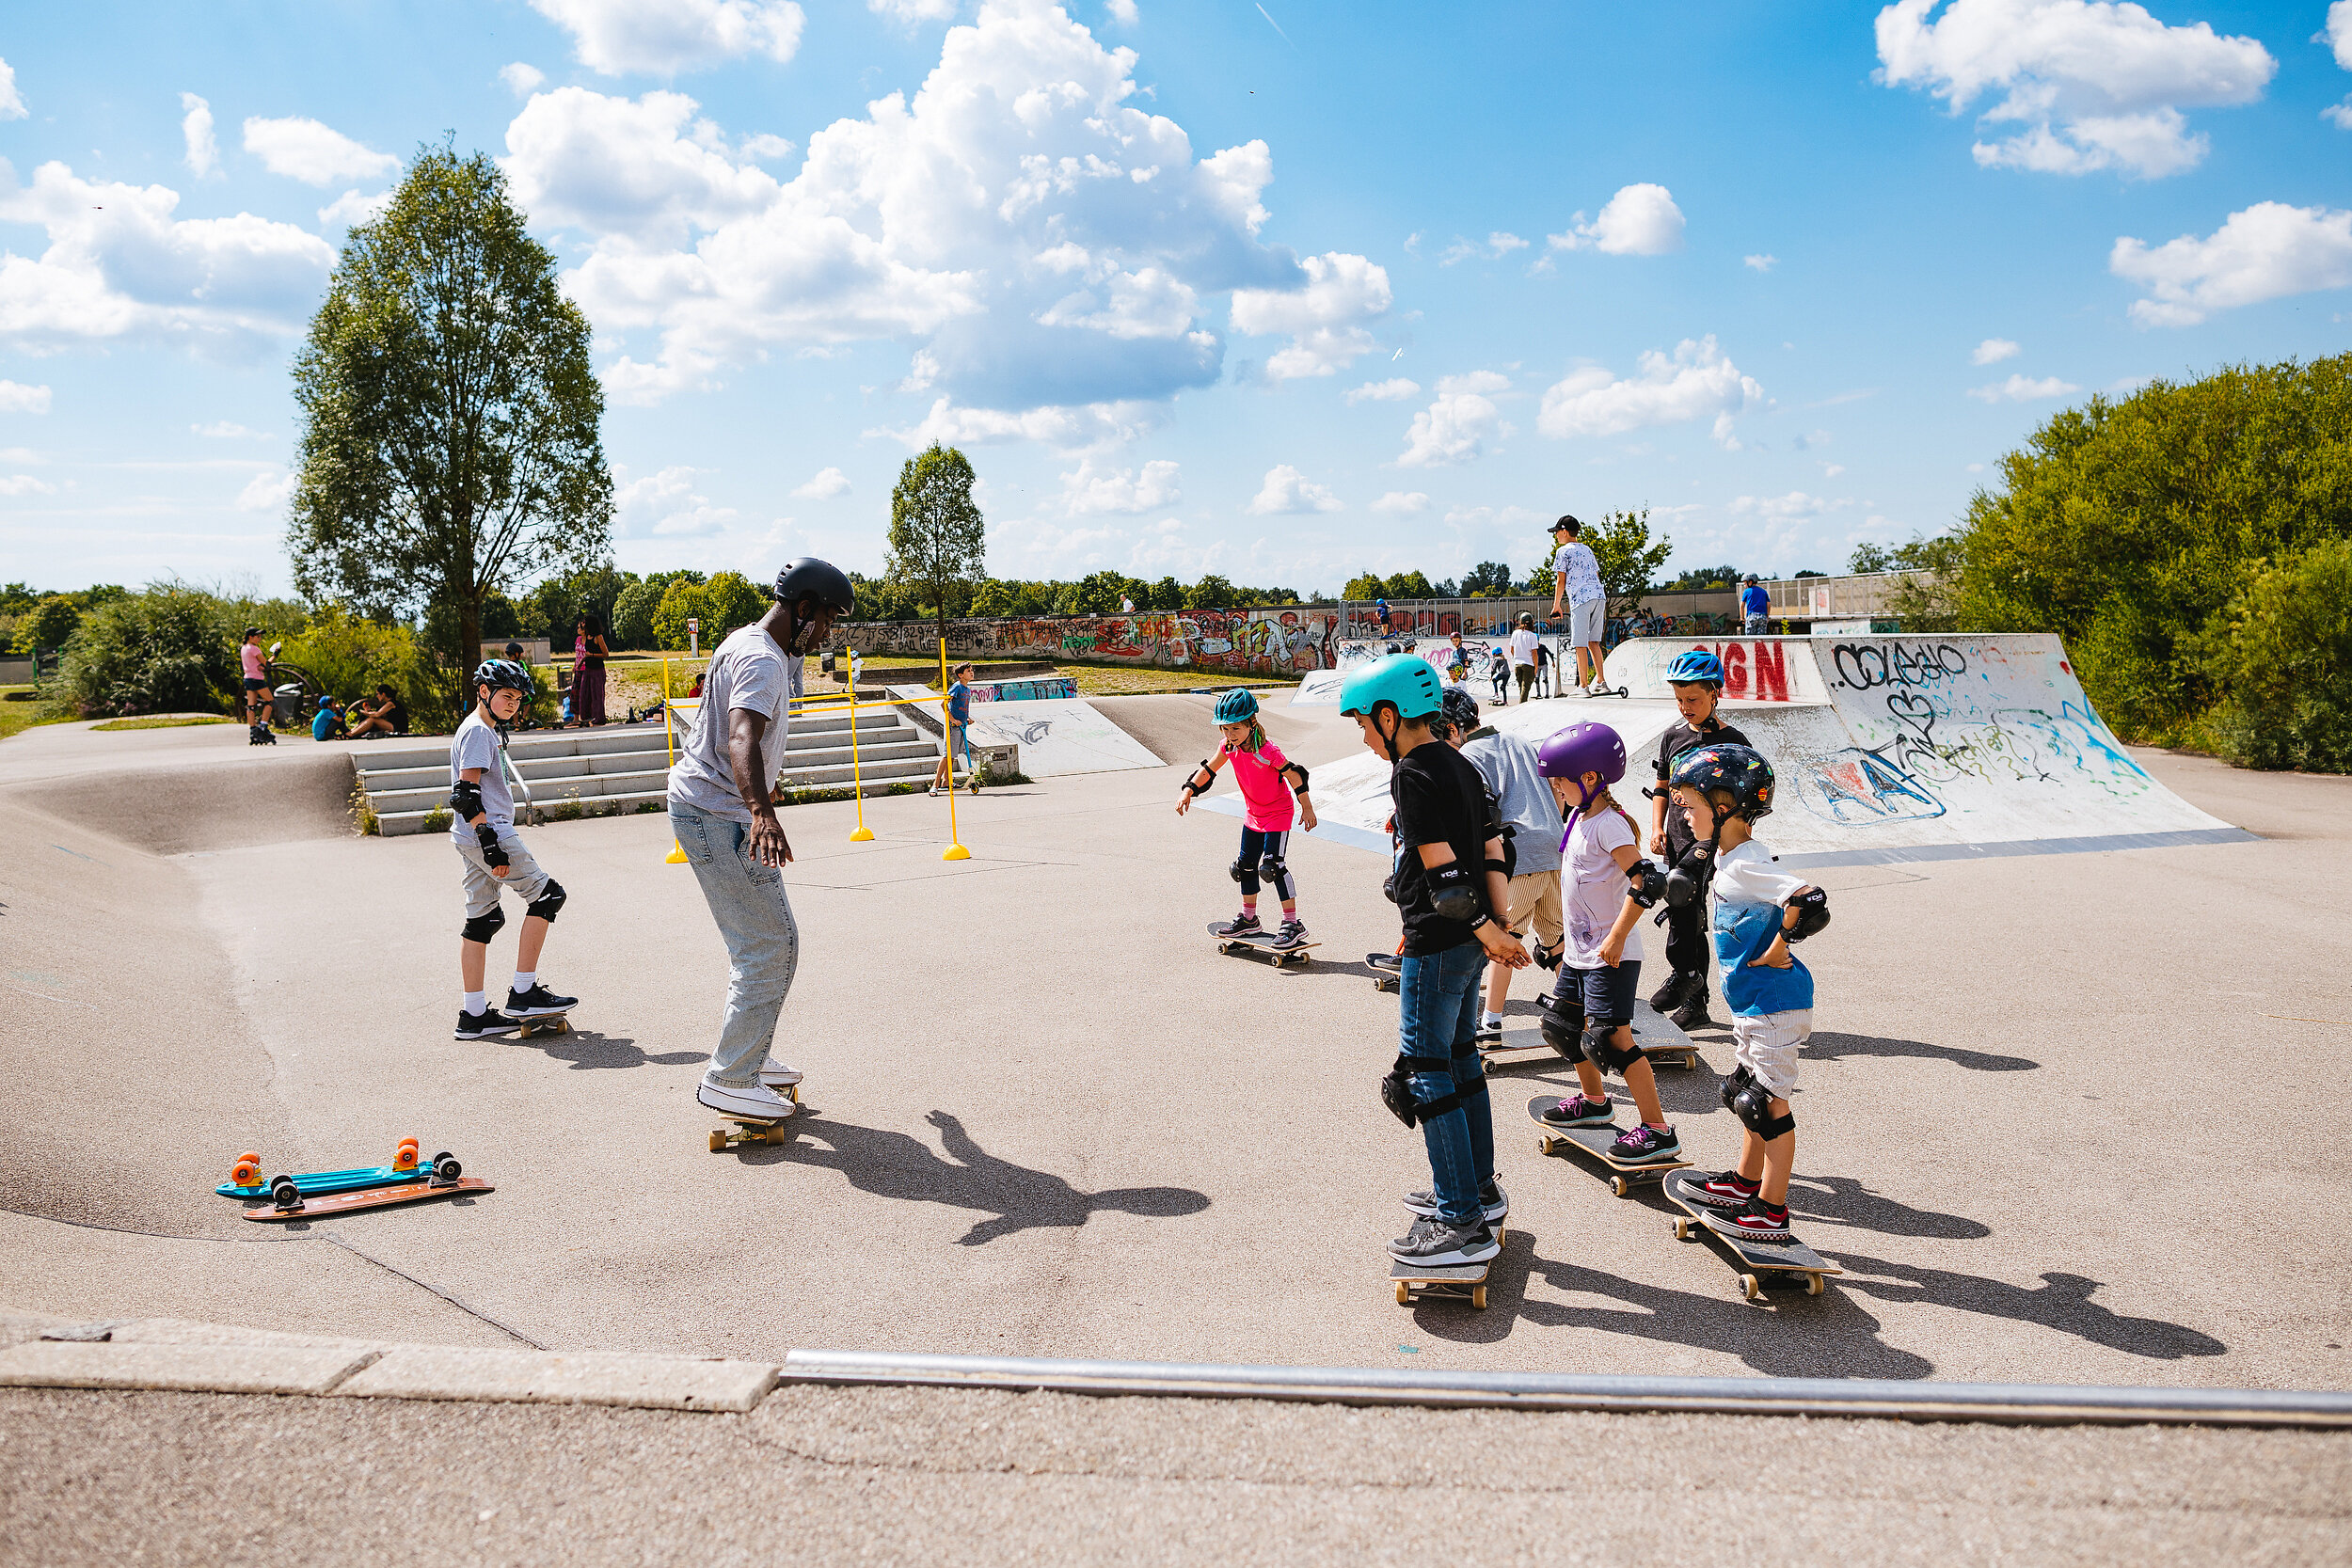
left=667, top=557, right=855, bottom=1123
left=1548, top=515, right=1609, bottom=693
left=1505, top=613, right=1541, bottom=705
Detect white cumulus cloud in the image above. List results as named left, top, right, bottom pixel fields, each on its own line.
left=2326, top=1, right=2352, bottom=68
left=502, top=87, right=786, bottom=245
left=318, top=189, right=392, bottom=229
left=1972, top=336, right=2021, bottom=363
left=1966, top=372, right=2080, bottom=401
left=1345, top=377, right=1419, bottom=404
left=0, top=473, right=56, bottom=497
left=0, top=163, right=336, bottom=355
left=615, top=463, right=738, bottom=537
left=1546, top=183, right=1686, bottom=256
left=1105, top=0, right=1139, bottom=21
left=1743, top=253, right=1776, bottom=272
left=0, top=57, right=24, bottom=121
left=529, top=0, right=806, bottom=75
left=791, top=466, right=851, bottom=499
left=1396, top=371, right=1511, bottom=468
left=0, top=380, right=53, bottom=413
left=501, top=62, right=548, bottom=96
left=1247, top=463, right=1343, bottom=514
left=872, top=0, right=960, bottom=20
left=1537, top=336, right=1764, bottom=446
left=1231, top=250, right=1391, bottom=380
left=242, top=117, right=400, bottom=185
left=2111, top=201, right=2352, bottom=325
left=1874, top=0, right=2275, bottom=179
left=193, top=420, right=263, bottom=437
left=1061, top=457, right=1180, bottom=514
left=236, top=470, right=294, bottom=512
left=1371, top=490, right=1430, bottom=515
left=181, top=93, right=219, bottom=177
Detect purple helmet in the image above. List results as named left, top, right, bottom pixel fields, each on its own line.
left=1537, top=721, right=1626, bottom=813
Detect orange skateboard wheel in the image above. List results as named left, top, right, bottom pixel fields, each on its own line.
left=231, top=1161, right=262, bottom=1186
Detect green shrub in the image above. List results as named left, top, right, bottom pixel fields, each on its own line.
left=57, top=585, right=240, bottom=717
left=2201, top=539, right=2352, bottom=772
left=283, top=606, right=427, bottom=710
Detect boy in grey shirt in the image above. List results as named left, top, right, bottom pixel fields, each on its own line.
left=1441, top=688, right=1565, bottom=1042
left=449, top=658, right=577, bottom=1040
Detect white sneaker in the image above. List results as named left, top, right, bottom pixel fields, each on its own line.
left=697, top=1076, right=794, bottom=1120
left=759, top=1059, right=803, bottom=1087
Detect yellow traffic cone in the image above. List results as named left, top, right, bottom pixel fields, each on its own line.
left=666, top=840, right=688, bottom=863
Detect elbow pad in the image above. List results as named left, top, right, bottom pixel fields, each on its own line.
left=1665, top=849, right=1711, bottom=909
left=450, top=779, right=484, bottom=821
left=1429, top=863, right=1481, bottom=923
left=1626, top=858, right=1663, bottom=909
left=1283, top=763, right=1311, bottom=795
left=1787, top=887, right=1830, bottom=942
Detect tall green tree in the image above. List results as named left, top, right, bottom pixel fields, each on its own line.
left=1582, top=508, right=1673, bottom=619
left=886, top=444, right=986, bottom=646
left=285, top=142, right=612, bottom=684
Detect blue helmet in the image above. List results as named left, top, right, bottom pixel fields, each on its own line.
left=1340, top=652, right=1444, bottom=721
left=1668, top=742, right=1774, bottom=823
left=1666, top=648, right=1725, bottom=688
left=1214, top=688, right=1261, bottom=724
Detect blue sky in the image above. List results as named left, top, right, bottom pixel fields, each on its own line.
left=2, top=0, right=2348, bottom=599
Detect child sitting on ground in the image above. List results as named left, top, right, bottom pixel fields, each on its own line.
left=1667, top=742, right=1829, bottom=1239
left=1176, top=689, right=1316, bottom=950
left=1534, top=721, right=1680, bottom=1164
left=310, top=694, right=347, bottom=740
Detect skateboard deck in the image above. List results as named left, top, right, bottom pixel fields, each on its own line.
left=1528, top=1096, right=1692, bottom=1196
left=245, top=1177, right=491, bottom=1222
left=217, top=1140, right=441, bottom=1198
left=1390, top=1256, right=1491, bottom=1309
left=1662, top=1169, right=1842, bottom=1300
left=1479, top=999, right=1701, bottom=1069
left=1368, top=953, right=1401, bottom=991
left=1207, top=922, right=1320, bottom=968
left=707, top=1083, right=802, bottom=1150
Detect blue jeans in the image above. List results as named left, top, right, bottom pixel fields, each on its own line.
left=1399, top=941, right=1494, bottom=1225
left=669, top=802, right=801, bottom=1086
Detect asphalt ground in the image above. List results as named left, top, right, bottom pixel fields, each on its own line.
left=1, top=706, right=2346, bottom=1392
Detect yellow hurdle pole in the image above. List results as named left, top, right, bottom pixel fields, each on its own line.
left=846, top=651, right=873, bottom=842
left=937, top=635, right=968, bottom=861
left=661, top=651, right=687, bottom=863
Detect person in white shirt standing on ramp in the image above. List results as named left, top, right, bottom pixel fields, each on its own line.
left=667, top=558, right=855, bottom=1123
left=1548, top=515, right=1610, bottom=695
left=1505, top=613, right=1542, bottom=705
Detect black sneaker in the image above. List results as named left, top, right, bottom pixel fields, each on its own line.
left=1687, top=1169, right=1761, bottom=1210
left=1668, top=994, right=1716, bottom=1031
left=1269, top=920, right=1311, bottom=951
left=1728, top=1196, right=1792, bottom=1241
left=1609, top=1123, right=1681, bottom=1164
left=1212, top=912, right=1263, bottom=938
left=455, top=1007, right=520, bottom=1040
left=505, top=983, right=577, bottom=1018
left=1387, top=1215, right=1501, bottom=1266
left=1647, top=970, right=1696, bottom=1013
left=1402, top=1180, right=1508, bottom=1224
left=1539, top=1093, right=1614, bottom=1128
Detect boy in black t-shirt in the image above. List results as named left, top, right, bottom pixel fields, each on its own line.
left=1646, top=649, right=1751, bottom=1027
left=1342, top=655, right=1529, bottom=1267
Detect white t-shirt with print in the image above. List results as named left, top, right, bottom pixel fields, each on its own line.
left=1555, top=543, right=1603, bottom=605
left=1562, top=804, right=1645, bottom=969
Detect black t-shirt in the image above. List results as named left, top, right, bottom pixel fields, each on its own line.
left=1653, top=714, right=1752, bottom=852
left=1391, top=739, right=1499, bottom=958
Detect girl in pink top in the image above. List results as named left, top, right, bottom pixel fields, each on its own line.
left=1175, top=689, right=1317, bottom=949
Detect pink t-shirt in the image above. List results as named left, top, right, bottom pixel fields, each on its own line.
left=1223, top=739, right=1295, bottom=832
left=241, top=642, right=265, bottom=680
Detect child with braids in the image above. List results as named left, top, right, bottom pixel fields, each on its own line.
left=1175, top=689, right=1317, bottom=950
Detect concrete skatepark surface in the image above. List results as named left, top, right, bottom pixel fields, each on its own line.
left=1, top=702, right=2347, bottom=1557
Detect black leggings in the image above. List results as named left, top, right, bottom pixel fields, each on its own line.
left=1238, top=827, right=1296, bottom=902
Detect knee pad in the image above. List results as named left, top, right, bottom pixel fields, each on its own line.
left=526, top=879, right=567, bottom=923
left=1539, top=994, right=1585, bottom=1055
left=1258, top=854, right=1287, bottom=884
left=1723, top=1066, right=1783, bottom=1136
left=460, top=904, right=506, bottom=944
left=1379, top=1053, right=1451, bottom=1128
left=1582, top=1022, right=1644, bottom=1073
left=1229, top=857, right=1249, bottom=884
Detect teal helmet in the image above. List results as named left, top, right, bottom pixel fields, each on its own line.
left=1214, top=689, right=1261, bottom=724
left=1339, top=652, right=1445, bottom=721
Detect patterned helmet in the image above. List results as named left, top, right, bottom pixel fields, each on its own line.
left=470, top=657, right=532, bottom=694
left=1214, top=688, right=1261, bottom=724
left=1668, top=742, right=1775, bottom=823
left=1665, top=648, right=1725, bottom=688
left=1339, top=652, right=1444, bottom=721
left=1437, top=685, right=1480, bottom=738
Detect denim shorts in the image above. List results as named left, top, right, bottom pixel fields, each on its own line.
left=1567, top=960, right=1642, bottom=1026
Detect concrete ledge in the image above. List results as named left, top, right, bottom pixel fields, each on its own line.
left=335, top=1348, right=779, bottom=1412
left=0, top=1339, right=380, bottom=1396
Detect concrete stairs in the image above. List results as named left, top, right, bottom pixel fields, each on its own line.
left=355, top=706, right=941, bottom=836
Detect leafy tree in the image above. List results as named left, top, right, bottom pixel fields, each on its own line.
left=611, top=578, right=664, bottom=648
left=57, top=584, right=241, bottom=717
left=1586, top=508, right=1673, bottom=619
left=282, top=605, right=428, bottom=710
left=1073, top=570, right=1134, bottom=615
left=285, top=142, right=612, bottom=700
left=1461, top=561, right=1513, bottom=596
left=1149, top=576, right=1184, bottom=611
left=1658, top=562, right=1740, bottom=593
left=2201, top=537, right=2352, bottom=771
left=970, top=579, right=1016, bottom=617
left=651, top=579, right=707, bottom=650
left=699, top=571, right=765, bottom=641
left=1383, top=569, right=1436, bottom=600
left=1342, top=572, right=1389, bottom=601
left=12, top=588, right=125, bottom=655
left=886, top=444, right=986, bottom=645
left=1184, top=573, right=1236, bottom=610
left=1793, top=568, right=1827, bottom=579
left=480, top=591, right=523, bottom=641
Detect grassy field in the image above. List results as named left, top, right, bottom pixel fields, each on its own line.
left=0, top=693, right=74, bottom=744
left=91, top=714, right=236, bottom=732
left=830, top=654, right=1299, bottom=697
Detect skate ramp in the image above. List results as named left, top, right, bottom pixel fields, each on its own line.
left=965, top=698, right=1161, bottom=779
left=1087, top=692, right=1359, bottom=773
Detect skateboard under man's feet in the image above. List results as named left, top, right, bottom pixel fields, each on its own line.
left=707, top=1081, right=802, bottom=1151
left=1208, top=920, right=1320, bottom=969
left=1529, top=1095, right=1692, bottom=1196
left=1662, top=1169, right=1842, bottom=1300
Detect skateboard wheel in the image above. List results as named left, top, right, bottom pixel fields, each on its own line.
left=431, top=1154, right=462, bottom=1180
left=1804, top=1274, right=1825, bottom=1297
left=269, top=1175, right=300, bottom=1207
left=708, top=1130, right=726, bottom=1152
left=230, top=1161, right=261, bottom=1186
left=397, top=1135, right=419, bottom=1149
left=1536, top=1135, right=1553, bottom=1155
left=1394, top=1282, right=1410, bottom=1306
left=1674, top=1219, right=1693, bottom=1241
left=237, top=1149, right=262, bottom=1165
left=1470, top=1286, right=1487, bottom=1310
left=1740, top=1275, right=1762, bottom=1302
left=764, top=1126, right=789, bottom=1144
left=1610, top=1176, right=1630, bottom=1198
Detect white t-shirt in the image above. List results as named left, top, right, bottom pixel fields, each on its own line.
left=1507, top=627, right=1540, bottom=665
left=667, top=624, right=796, bottom=822
left=1712, top=839, right=1806, bottom=908
left=1562, top=804, right=1645, bottom=969
left=448, top=709, right=512, bottom=843
left=1555, top=542, right=1603, bottom=605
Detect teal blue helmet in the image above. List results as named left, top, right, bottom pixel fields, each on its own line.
left=1214, top=689, right=1261, bottom=724
left=1339, top=653, right=1445, bottom=721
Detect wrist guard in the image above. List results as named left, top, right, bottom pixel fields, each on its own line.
left=474, top=822, right=508, bottom=870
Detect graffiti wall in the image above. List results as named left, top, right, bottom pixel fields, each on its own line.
left=1614, top=637, right=1834, bottom=703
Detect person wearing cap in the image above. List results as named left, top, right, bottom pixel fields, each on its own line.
left=1740, top=573, right=1770, bottom=635
left=667, top=558, right=856, bottom=1125
left=1548, top=515, right=1611, bottom=695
